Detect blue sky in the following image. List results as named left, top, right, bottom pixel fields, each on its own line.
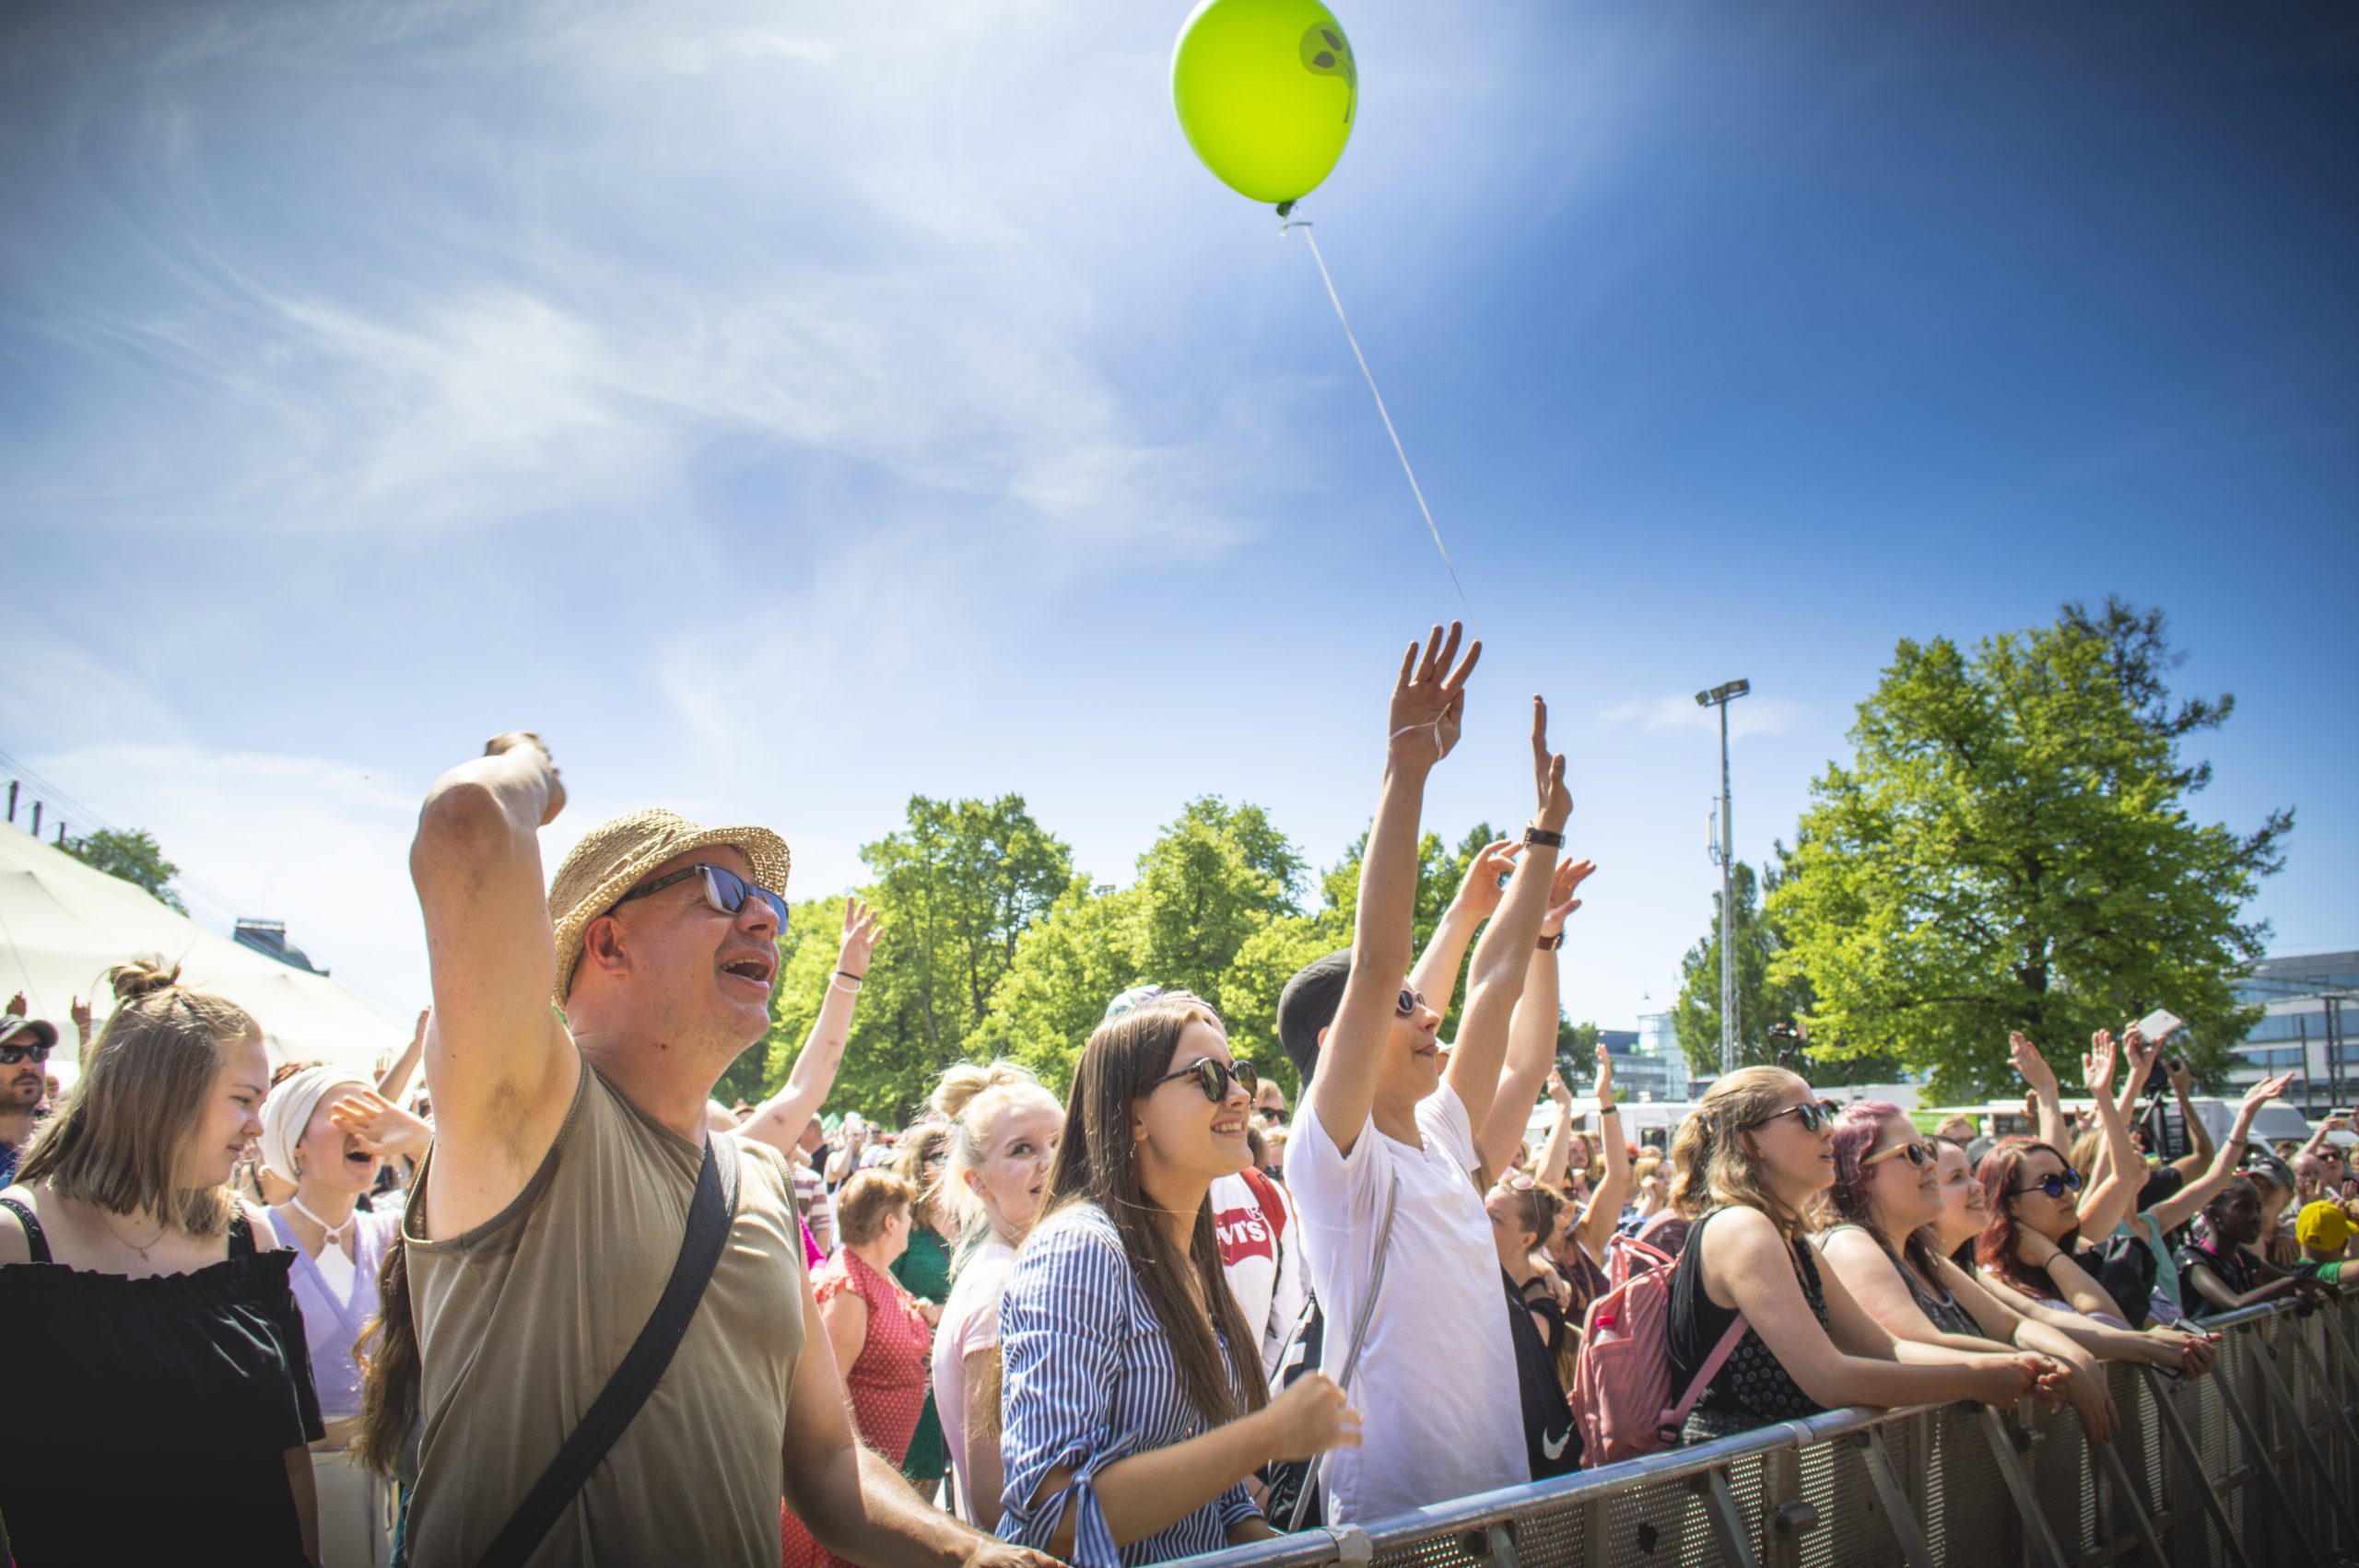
left=4, top=0, right=2353, bottom=1040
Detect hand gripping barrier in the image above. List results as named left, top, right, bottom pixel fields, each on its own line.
left=1181, top=1293, right=2359, bottom=1567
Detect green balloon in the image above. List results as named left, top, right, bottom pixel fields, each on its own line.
left=1171, top=0, right=1357, bottom=207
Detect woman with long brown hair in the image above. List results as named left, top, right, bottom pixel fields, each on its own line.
left=996, top=996, right=1358, bottom=1566
left=1663, top=1067, right=2055, bottom=1444
left=0, top=958, right=324, bottom=1565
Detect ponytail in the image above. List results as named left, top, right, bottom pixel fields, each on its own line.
left=353, top=1231, right=420, bottom=1478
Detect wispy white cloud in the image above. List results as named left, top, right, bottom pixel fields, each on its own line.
left=1596, top=692, right=1805, bottom=740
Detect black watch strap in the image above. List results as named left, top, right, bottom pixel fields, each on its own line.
left=1523, top=825, right=1567, bottom=848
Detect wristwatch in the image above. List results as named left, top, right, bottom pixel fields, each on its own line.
left=1537, top=931, right=1566, bottom=952
left=1523, top=825, right=1566, bottom=848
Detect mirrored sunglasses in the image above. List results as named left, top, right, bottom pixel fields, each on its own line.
left=2014, top=1168, right=2084, bottom=1199
left=616, top=862, right=790, bottom=930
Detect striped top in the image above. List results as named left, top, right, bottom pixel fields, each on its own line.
left=996, top=1202, right=1262, bottom=1567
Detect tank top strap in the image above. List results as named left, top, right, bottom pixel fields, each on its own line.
left=0, top=1195, right=50, bottom=1263
left=227, top=1208, right=256, bottom=1258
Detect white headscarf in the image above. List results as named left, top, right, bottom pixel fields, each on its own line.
left=259, top=1064, right=372, bottom=1185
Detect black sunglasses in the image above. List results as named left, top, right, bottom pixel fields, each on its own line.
left=1761, top=1098, right=1841, bottom=1134
left=615, top=863, right=790, bottom=930
left=2013, top=1168, right=2084, bottom=1199
left=1151, top=1056, right=1259, bottom=1105
left=1395, top=987, right=1427, bottom=1019
left=0, top=1043, right=50, bottom=1066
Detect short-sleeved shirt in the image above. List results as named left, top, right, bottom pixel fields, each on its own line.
left=1284, top=1084, right=1527, bottom=1523
left=402, top=1059, right=807, bottom=1568
left=933, top=1233, right=1018, bottom=1527
left=996, top=1203, right=1262, bottom=1567
left=268, top=1204, right=403, bottom=1424
left=1210, top=1168, right=1306, bottom=1377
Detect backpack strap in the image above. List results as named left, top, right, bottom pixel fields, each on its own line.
left=1661, top=1312, right=1751, bottom=1443
left=1240, top=1165, right=1286, bottom=1245
left=475, top=1131, right=742, bottom=1568
left=1285, top=1167, right=1399, bottom=1532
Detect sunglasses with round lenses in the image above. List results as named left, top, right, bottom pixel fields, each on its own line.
left=1152, top=1056, right=1259, bottom=1104
left=1863, top=1138, right=1939, bottom=1171
left=1763, top=1098, right=1841, bottom=1134
left=1394, top=987, right=1427, bottom=1018
left=2014, top=1168, right=2084, bottom=1199
left=0, top=1043, right=50, bottom=1066
left=616, top=862, right=791, bottom=930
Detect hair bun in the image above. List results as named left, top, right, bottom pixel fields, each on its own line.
left=107, top=954, right=183, bottom=1004
left=930, top=1059, right=1040, bottom=1124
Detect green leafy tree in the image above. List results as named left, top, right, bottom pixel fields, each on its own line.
left=66, top=827, right=185, bottom=912
left=1671, top=858, right=1893, bottom=1086
left=1770, top=600, right=2286, bottom=1101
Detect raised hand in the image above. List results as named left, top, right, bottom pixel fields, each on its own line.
left=2010, top=1032, right=2059, bottom=1098
left=484, top=731, right=566, bottom=823
left=4, top=993, right=23, bottom=1020
left=328, top=1089, right=433, bottom=1159
left=1453, top=838, right=1521, bottom=921
left=2083, top=1030, right=2118, bottom=1097
left=1531, top=696, right=1571, bottom=832
left=69, top=996, right=93, bottom=1041
left=2240, top=1072, right=2295, bottom=1119
left=1387, top=622, right=1480, bottom=770
left=1591, top=1040, right=1617, bottom=1108
left=1545, top=1066, right=1572, bottom=1106
left=1540, top=856, right=1597, bottom=938
left=838, top=896, right=883, bottom=979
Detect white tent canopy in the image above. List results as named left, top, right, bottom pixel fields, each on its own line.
left=0, top=823, right=406, bottom=1073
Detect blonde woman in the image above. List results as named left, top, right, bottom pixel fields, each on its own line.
left=888, top=1121, right=955, bottom=1494
left=928, top=1060, right=1064, bottom=1528
left=0, top=959, right=323, bottom=1565
left=1665, top=1067, right=2057, bottom=1444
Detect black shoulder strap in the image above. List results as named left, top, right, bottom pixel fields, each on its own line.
left=0, top=1196, right=49, bottom=1264
left=475, top=1131, right=742, bottom=1568
left=228, top=1209, right=256, bottom=1258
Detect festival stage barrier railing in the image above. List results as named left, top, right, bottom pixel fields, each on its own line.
left=1184, top=1293, right=2359, bottom=1568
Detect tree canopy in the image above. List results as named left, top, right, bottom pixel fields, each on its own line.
left=1769, top=599, right=2286, bottom=1101
left=65, top=826, right=185, bottom=912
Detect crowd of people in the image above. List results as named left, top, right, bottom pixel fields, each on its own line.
left=0, top=620, right=2352, bottom=1568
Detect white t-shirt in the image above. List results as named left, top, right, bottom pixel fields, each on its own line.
left=1285, top=1083, right=1527, bottom=1523
left=1211, top=1170, right=1307, bottom=1377
left=932, top=1233, right=1018, bottom=1525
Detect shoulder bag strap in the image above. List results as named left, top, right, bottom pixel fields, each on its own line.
left=475, top=1131, right=743, bottom=1568
left=1285, top=1167, right=1399, bottom=1531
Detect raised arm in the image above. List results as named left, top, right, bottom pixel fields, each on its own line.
left=409, top=731, right=576, bottom=1238
left=1409, top=839, right=1515, bottom=1036
left=2145, top=1073, right=2295, bottom=1235
left=2074, top=1032, right=2142, bottom=1237
left=1442, top=697, right=1569, bottom=1140
left=738, top=899, right=882, bottom=1157
left=1309, top=625, right=1479, bottom=1156
left=1535, top=1070, right=1574, bottom=1189
left=2163, top=1057, right=2214, bottom=1178
left=2115, top=1025, right=2162, bottom=1122
left=377, top=1008, right=428, bottom=1104
left=1474, top=853, right=1594, bottom=1177
left=1573, top=1045, right=1631, bottom=1259
left=2010, top=1032, right=2069, bottom=1153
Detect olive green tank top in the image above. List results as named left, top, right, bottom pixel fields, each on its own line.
left=402, top=1058, right=805, bottom=1568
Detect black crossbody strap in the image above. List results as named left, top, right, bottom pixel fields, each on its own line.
left=475, top=1131, right=742, bottom=1568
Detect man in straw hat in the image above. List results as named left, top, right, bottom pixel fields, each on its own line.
left=401, top=732, right=1050, bottom=1568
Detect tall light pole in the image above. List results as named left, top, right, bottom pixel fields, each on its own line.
left=1696, top=679, right=1751, bottom=1077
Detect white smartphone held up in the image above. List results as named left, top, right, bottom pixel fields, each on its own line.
left=2136, top=1008, right=2184, bottom=1043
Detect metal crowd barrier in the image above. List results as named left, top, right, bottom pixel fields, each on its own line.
left=1185, top=1294, right=2359, bottom=1568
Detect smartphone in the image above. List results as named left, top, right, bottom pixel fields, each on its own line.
left=2137, top=1009, right=2184, bottom=1042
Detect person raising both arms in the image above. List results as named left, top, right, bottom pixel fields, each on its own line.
left=375, top=731, right=1050, bottom=1568
left=996, top=995, right=1357, bottom=1565
left=1664, top=1069, right=2058, bottom=1445
left=0, top=960, right=324, bottom=1565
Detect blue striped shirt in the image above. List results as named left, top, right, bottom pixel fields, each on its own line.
left=996, top=1202, right=1262, bottom=1567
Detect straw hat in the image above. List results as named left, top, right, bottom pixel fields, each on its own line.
left=548, top=808, right=792, bottom=1003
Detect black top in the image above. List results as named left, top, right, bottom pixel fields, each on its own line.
left=1502, top=1270, right=1579, bottom=1478
left=2137, top=1164, right=2187, bottom=1215
left=1666, top=1209, right=1829, bottom=1439
left=1825, top=1223, right=1980, bottom=1338
left=0, top=1196, right=323, bottom=1565
left=2174, top=1236, right=2260, bottom=1318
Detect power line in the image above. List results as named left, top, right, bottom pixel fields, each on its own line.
left=0, top=744, right=411, bottom=1019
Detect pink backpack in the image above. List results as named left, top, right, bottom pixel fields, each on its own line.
left=1568, top=1235, right=1748, bottom=1466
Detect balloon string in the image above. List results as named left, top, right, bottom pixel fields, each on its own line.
left=1286, top=219, right=1468, bottom=612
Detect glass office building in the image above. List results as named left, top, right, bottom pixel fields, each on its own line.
left=2226, top=950, right=2359, bottom=1115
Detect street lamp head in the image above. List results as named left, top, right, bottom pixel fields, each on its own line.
left=1697, top=678, right=1754, bottom=708
left=1694, top=690, right=1711, bottom=708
